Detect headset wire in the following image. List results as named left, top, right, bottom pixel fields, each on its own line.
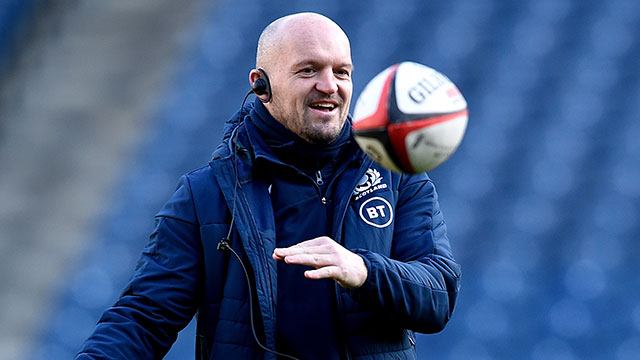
left=217, top=90, right=301, bottom=360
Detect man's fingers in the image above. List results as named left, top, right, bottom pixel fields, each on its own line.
left=271, top=236, right=367, bottom=288
left=292, top=236, right=332, bottom=248
left=304, top=266, right=341, bottom=280
left=273, top=242, right=334, bottom=259
left=277, top=236, right=333, bottom=254
left=282, top=253, right=336, bottom=267
left=275, top=245, right=328, bottom=256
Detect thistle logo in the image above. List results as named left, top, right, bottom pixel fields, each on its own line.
left=359, top=197, right=393, bottom=228
left=352, top=168, right=388, bottom=201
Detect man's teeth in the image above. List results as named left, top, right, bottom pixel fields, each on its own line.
left=312, top=103, right=336, bottom=110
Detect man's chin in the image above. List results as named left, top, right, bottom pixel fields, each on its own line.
left=303, top=124, right=344, bottom=145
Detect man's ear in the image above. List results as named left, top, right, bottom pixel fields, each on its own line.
left=249, top=69, right=272, bottom=103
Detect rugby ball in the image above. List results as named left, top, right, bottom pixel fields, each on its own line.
left=352, top=62, right=468, bottom=173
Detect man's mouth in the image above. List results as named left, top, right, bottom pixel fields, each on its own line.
left=309, top=101, right=338, bottom=112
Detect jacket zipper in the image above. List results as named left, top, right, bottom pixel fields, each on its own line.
left=315, top=170, right=324, bottom=186
left=197, top=334, right=210, bottom=360
left=405, top=329, right=416, bottom=346
left=316, top=170, right=327, bottom=204
left=259, top=156, right=324, bottom=203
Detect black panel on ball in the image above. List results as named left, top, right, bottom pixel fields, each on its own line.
left=386, top=70, right=403, bottom=125
left=353, top=127, right=406, bottom=172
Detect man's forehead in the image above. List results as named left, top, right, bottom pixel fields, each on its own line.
left=257, top=13, right=351, bottom=69
left=281, top=23, right=350, bottom=56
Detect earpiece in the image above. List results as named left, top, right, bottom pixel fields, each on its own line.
left=252, top=68, right=272, bottom=103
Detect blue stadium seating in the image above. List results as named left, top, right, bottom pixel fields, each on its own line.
left=29, top=0, right=640, bottom=358
left=0, top=0, right=38, bottom=69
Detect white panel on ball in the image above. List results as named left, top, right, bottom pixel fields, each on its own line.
left=404, top=115, right=468, bottom=172
left=394, top=62, right=467, bottom=116
left=353, top=66, right=395, bottom=123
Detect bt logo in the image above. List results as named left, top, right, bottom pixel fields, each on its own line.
left=359, top=197, right=393, bottom=228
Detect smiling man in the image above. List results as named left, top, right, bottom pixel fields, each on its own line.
left=76, top=12, right=460, bottom=360
left=250, top=13, right=353, bottom=145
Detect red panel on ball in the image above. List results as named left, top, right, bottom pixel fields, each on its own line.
left=387, top=109, right=469, bottom=172
left=351, top=64, right=399, bottom=131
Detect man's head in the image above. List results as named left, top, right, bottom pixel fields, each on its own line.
left=250, top=12, right=353, bottom=145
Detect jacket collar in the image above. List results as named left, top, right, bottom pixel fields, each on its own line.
left=245, top=100, right=359, bottom=170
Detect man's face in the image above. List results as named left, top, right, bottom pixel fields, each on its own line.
left=265, top=21, right=353, bottom=144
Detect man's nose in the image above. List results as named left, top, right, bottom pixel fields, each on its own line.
left=315, top=70, right=338, bottom=94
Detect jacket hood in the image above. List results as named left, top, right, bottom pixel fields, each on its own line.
left=211, top=100, right=255, bottom=160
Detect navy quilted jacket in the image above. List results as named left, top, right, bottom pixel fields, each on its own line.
left=76, top=105, right=461, bottom=359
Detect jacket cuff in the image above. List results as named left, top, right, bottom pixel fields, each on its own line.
left=347, top=249, right=378, bottom=302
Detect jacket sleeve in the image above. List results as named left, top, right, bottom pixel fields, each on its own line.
left=350, top=175, right=461, bottom=334
left=75, top=176, right=203, bottom=359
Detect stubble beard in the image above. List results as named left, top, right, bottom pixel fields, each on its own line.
left=273, top=105, right=347, bottom=145
left=268, top=93, right=348, bottom=145
left=298, top=112, right=346, bottom=145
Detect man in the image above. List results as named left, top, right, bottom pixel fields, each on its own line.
left=76, top=12, right=460, bottom=360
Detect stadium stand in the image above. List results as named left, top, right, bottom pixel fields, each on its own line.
left=0, top=1, right=205, bottom=359
left=0, top=0, right=38, bottom=69
left=2, top=0, right=638, bottom=359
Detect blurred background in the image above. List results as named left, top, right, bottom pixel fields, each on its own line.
left=1, top=0, right=639, bottom=359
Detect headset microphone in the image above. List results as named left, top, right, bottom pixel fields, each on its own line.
left=252, top=68, right=272, bottom=103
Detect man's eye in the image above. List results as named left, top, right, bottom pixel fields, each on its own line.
left=300, top=68, right=315, bottom=74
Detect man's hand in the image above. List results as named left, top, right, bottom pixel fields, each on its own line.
left=272, top=236, right=368, bottom=288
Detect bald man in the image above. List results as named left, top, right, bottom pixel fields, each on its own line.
left=76, top=12, right=460, bottom=360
